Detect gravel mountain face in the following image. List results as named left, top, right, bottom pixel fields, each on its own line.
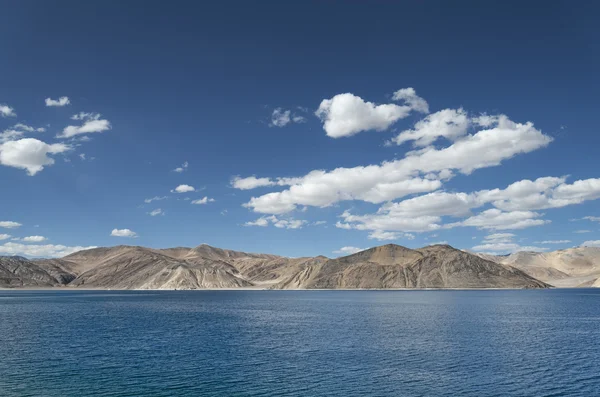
left=1, top=243, right=558, bottom=290
left=477, top=247, right=600, bottom=288
left=0, top=256, right=64, bottom=287
left=279, top=244, right=550, bottom=289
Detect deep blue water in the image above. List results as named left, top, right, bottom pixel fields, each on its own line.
left=1, top=290, right=599, bottom=396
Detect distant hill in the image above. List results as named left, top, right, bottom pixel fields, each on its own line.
left=1, top=243, right=552, bottom=290
left=474, top=247, right=600, bottom=288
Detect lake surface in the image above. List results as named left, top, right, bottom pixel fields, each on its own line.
left=1, top=290, right=599, bottom=396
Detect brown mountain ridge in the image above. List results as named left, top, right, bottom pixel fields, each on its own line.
left=0, top=243, right=554, bottom=290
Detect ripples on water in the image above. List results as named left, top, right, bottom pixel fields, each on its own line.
left=1, top=290, right=599, bottom=396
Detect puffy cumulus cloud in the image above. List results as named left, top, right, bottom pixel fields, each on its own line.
left=171, top=184, right=195, bottom=193
left=110, top=228, right=138, bottom=238
left=452, top=209, right=549, bottom=230
left=0, top=104, right=16, bottom=117
left=148, top=208, right=163, bottom=216
left=0, top=234, right=11, bottom=240
left=231, top=176, right=276, bottom=190
left=45, top=96, right=70, bottom=107
left=333, top=246, right=365, bottom=255
left=581, top=240, right=600, bottom=247
left=0, top=138, right=70, bottom=175
left=174, top=161, right=188, bottom=173
left=389, top=108, right=469, bottom=147
left=315, top=88, right=428, bottom=138
left=331, top=175, right=600, bottom=239
left=58, top=113, right=111, bottom=138
left=242, top=114, right=552, bottom=214
left=244, top=215, right=306, bottom=229
left=245, top=175, right=442, bottom=214
left=0, top=242, right=97, bottom=258
left=0, top=221, right=21, bottom=229
left=552, top=179, right=600, bottom=204
left=191, top=197, right=215, bottom=205
left=22, top=235, right=47, bottom=242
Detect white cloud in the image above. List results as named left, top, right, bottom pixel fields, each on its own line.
left=367, top=230, right=411, bottom=241
left=191, top=197, right=215, bottom=205
left=389, top=108, right=469, bottom=147
left=292, top=115, right=306, bottom=123
left=0, top=104, right=16, bottom=117
left=110, top=228, right=138, bottom=238
left=0, top=234, right=11, bottom=240
left=174, top=161, right=188, bottom=173
left=574, top=230, right=592, bottom=234
left=536, top=240, right=571, bottom=244
left=244, top=217, right=270, bottom=227
left=453, top=209, right=549, bottom=230
left=45, top=96, right=70, bottom=107
left=269, top=108, right=306, bottom=127
left=391, top=87, right=430, bottom=113
left=0, top=129, right=24, bottom=143
left=58, top=113, right=111, bottom=138
left=331, top=174, right=600, bottom=239
left=244, top=215, right=306, bottom=229
left=13, top=123, right=45, bottom=133
left=472, top=242, right=547, bottom=254
left=149, top=208, right=163, bottom=216
left=583, top=216, right=600, bottom=222
left=22, top=235, right=47, bottom=242
left=144, top=196, right=168, bottom=203
left=313, top=220, right=327, bottom=226
left=315, top=89, right=427, bottom=138
left=581, top=240, right=600, bottom=247
left=333, top=246, right=365, bottom=255
left=472, top=233, right=547, bottom=254
left=79, top=153, right=86, bottom=160
left=243, top=114, right=552, bottom=214
left=0, top=221, right=21, bottom=229
left=231, top=176, right=276, bottom=190
left=0, top=138, right=70, bottom=175
left=171, top=184, right=195, bottom=193
left=271, top=108, right=291, bottom=127
left=482, top=233, right=516, bottom=243
left=0, top=242, right=97, bottom=258
left=71, top=112, right=94, bottom=120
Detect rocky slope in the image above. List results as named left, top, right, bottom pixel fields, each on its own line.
left=277, top=244, right=549, bottom=289
left=0, top=256, right=64, bottom=287
left=478, top=247, right=600, bottom=288
left=2, top=243, right=554, bottom=290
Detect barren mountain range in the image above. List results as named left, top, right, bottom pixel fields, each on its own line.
left=5, top=243, right=590, bottom=289
left=475, top=247, right=600, bottom=288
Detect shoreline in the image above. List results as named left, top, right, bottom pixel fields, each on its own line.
left=0, top=286, right=568, bottom=291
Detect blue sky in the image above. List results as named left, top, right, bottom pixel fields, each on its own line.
left=1, top=1, right=599, bottom=258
